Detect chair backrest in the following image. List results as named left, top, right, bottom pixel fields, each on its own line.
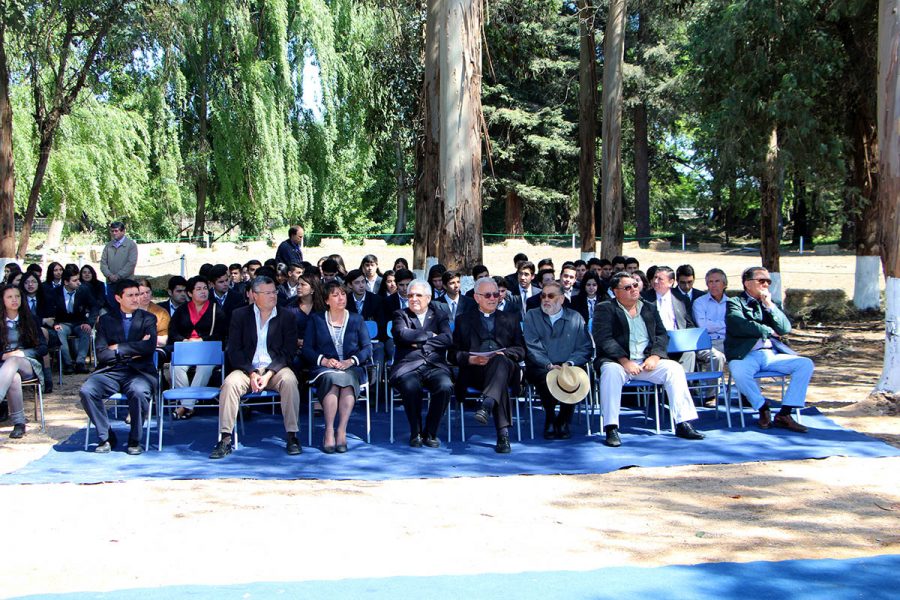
left=386, top=321, right=393, bottom=339
left=170, top=340, right=224, bottom=368
left=666, top=327, right=712, bottom=354
left=364, top=320, right=378, bottom=340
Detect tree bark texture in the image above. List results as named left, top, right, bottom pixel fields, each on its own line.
left=600, top=0, right=626, bottom=261
left=759, top=125, right=781, bottom=273
left=633, top=102, right=650, bottom=247
left=577, top=0, right=597, bottom=254
left=394, top=134, right=408, bottom=235
left=633, top=11, right=650, bottom=248
left=192, top=75, right=209, bottom=240
left=876, top=0, right=899, bottom=392
left=414, top=0, right=441, bottom=270
left=0, top=19, right=15, bottom=258
left=504, top=188, right=523, bottom=235
left=436, top=0, right=483, bottom=272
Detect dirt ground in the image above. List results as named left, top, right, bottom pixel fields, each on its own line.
left=0, top=244, right=898, bottom=597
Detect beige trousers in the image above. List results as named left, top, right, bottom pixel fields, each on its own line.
left=218, top=367, right=300, bottom=434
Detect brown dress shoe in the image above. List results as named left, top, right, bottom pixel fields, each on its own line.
left=758, top=406, right=772, bottom=429
left=773, top=413, right=808, bottom=433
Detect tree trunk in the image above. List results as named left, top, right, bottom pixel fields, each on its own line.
left=633, top=11, right=650, bottom=249
left=790, top=176, right=810, bottom=245
left=0, top=20, right=15, bottom=259
left=577, top=0, right=597, bottom=257
left=16, top=134, right=53, bottom=259
left=759, top=125, right=781, bottom=273
left=192, top=79, right=209, bottom=241
left=850, top=97, right=881, bottom=310
left=393, top=134, right=408, bottom=235
left=504, top=188, right=523, bottom=235
left=414, top=0, right=441, bottom=270
left=436, top=0, right=483, bottom=272
left=876, top=0, right=900, bottom=393
left=45, top=195, right=66, bottom=250
left=599, top=0, right=626, bottom=261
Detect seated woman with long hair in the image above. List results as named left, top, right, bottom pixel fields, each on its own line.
left=286, top=273, right=325, bottom=352
left=377, top=269, right=397, bottom=298
left=80, top=264, right=109, bottom=313
left=43, top=262, right=64, bottom=295
left=0, top=284, right=47, bottom=438
left=19, top=272, right=55, bottom=392
left=571, top=271, right=604, bottom=325
left=167, top=275, right=228, bottom=419
left=302, top=280, right=372, bottom=453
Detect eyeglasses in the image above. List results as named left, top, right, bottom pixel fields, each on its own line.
left=752, top=278, right=772, bottom=285
left=540, top=293, right=559, bottom=300
left=617, top=283, right=640, bottom=291
left=477, top=292, right=501, bottom=299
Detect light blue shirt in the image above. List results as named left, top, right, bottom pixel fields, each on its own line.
left=692, top=292, right=727, bottom=340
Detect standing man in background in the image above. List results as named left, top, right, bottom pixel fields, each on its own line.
left=276, top=226, right=305, bottom=267
left=100, top=221, right=138, bottom=285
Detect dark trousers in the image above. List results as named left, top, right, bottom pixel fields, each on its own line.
left=394, top=364, right=453, bottom=438
left=527, top=368, right=575, bottom=428
left=80, top=367, right=154, bottom=443
left=459, top=355, right=517, bottom=431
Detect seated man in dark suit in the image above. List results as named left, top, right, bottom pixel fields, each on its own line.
left=346, top=267, right=386, bottom=369
left=208, top=263, right=245, bottom=318
left=158, top=275, right=188, bottom=318
left=523, top=281, right=592, bottom=439
left=641, top=265, right=697, bottom=372
left=52, top=265, right=99, bottom=373
left=432, top=270, right=476, bottom=324
left=210, top=275, right=302, bottom=459
left=593, top=272, right=704, bottom=447
left=390, top=280, right=454, bottom=448
left=672, top=264, right=705, bottom=313
left=79, top=279, right=158, bottom=454
left=453, top=278, right=526, bottom=454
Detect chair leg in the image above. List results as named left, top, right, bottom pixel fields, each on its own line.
left=389, top=385, right=395, bottom=444
left=365, top=387, right=371, bottom=444
left=307, top=388, right=314, bottom=447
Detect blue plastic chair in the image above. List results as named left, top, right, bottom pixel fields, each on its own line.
left=666, top=328, right=727, bottom=426
left=159, top=341, right=224, bottom=449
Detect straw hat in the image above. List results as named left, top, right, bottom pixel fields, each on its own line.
left=546, top=365, right=591, bottom=405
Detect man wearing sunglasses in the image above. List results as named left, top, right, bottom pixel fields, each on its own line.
left=593, top=272, right=705, bottom=447
left=725, top=267, right=814, bottom=433
left=453, top=278, right=526, bottom=453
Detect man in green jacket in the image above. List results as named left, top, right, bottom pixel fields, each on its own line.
left=725, top=267, right=814, bottom=433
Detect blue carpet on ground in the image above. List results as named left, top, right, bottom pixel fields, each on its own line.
left=14, top=555, right=900, bottom=599
left=2, top=405, right=898, bottom=485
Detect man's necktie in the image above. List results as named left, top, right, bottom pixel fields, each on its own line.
left=66, top=292, right=74, bottom=313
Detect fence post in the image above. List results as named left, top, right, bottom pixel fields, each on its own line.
left=572, top=233, right=576, bottom=249
left=799, top=236, right=804, bottom=255
left=180, top=254, right=186, bottom=278
left=681, top=233, right=686, bottom=251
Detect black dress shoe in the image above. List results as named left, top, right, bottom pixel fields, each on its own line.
left=542, top=421, right=556, bottom=440
left=335, top=444, right=348, bottom=453
left=423, top=435, right=441, bottom=448
left=126, top=443, right=143, bottom=456
left=74, top=363, right=87, bottom=374
left=604, top=427, right=621, bottom=447
left=94, top=441, right=112, bottom=453
left=209, top=439, right=233, bottom=459
left=473, top=408, right=490, bottom=425
left=556, top=423, right=571, bottom=440
left=62, top=366, right=75, bottom=375
left=322, top=444, right=336, bottom=454
left=286, top=434, right=302, bottom=455
left=409, top=434, right=423, bottom=448
left=495, top=434, right=511, bottom=454
left=9, top=423, right=26, bottom=439
left=0, top=400, right=8, bottom=422
left=675, top=421, right=705, bottom=440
